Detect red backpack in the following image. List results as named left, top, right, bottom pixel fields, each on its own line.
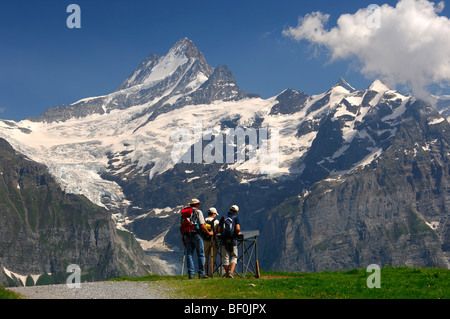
left=180, top=207, right=199, bottom=233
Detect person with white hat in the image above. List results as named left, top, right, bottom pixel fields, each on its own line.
left=217, top=204, right=241, bottom=278
left=180, top=198, right=212, bottom=279
left=203, top=207, right=220, bottom=276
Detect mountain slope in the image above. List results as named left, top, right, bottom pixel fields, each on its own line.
left=0, top=38, right=448, bottom=274
left=0, top=138, right=151, bottom=286
left=262, top=98, right=450, bottom=271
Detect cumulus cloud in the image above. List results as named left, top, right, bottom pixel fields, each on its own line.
left=283, top=0, right=450, bottom=102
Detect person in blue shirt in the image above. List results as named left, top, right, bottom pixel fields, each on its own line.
left=217, top=205, right=241, bottom=278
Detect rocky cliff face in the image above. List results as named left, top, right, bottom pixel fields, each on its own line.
left=1, top=39, right=449, bottom=276
left=262, top=99, right=450, bottom=271
left=0, top=138, right=151, bottom=286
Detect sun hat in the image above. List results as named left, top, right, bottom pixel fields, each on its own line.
left=189, top=198, right=202, bottom=205
left=230, top=205, right=239, bottom=212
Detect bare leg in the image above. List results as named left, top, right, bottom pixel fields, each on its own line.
left=229, top=262, right=236, bottom=274
left=224, top=265, right=230, bottom=276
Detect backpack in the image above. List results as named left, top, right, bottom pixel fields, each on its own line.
left=203, top=218, right=215, bottom=240
left=221, top=214, right=237, bottom=238
left=180, top=207, right=199, bottom=234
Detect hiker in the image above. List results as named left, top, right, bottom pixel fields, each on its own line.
left=217, top=205, right=241, bottom=278
left=180, top=198, right=213, bottom=279
left=203, top=207, right=220, bottom=276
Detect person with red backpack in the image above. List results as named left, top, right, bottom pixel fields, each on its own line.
left=180, top=198, right=212, bottom=279
left=217, top=205, right=241, bottom=278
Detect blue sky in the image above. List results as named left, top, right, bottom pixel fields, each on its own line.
left=1, top=0, right=449, bottom=121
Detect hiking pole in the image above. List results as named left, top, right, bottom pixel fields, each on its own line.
left=209, top=238, right=214, bottom=278
left=181, top=245, right=186, bottom=279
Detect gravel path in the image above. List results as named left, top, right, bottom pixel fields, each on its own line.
left=7, top=281, right=176, bottom=299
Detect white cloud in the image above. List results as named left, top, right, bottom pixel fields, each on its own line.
left=283, top=0, right=450, bottom=102
left=0, top=107, right=5, bottom=114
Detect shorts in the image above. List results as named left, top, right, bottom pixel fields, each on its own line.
left=221, top=240, right=238, bottom=265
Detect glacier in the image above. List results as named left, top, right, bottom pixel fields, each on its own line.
left=3, top=38, right=443, bottom=270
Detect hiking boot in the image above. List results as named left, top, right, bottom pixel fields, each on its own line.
left=226, top=273, right=234, bottom=278
left=199, top=274, right=210, bottom=279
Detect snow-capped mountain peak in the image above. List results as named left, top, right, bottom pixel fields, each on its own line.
left=368, top=79, right=390, bottom=93
left=333, top=77, right=356, bottom=92
left=1, top=39, right=447, bottom=245
left=170, top=37, right=203, bottom=59
left=27, top=38, right=257, bottom=125
left=2, top=37, right=449, bottom=278
left=116, top=38, right=208, bottom=92
left=0, top=38, right=262, bottom=209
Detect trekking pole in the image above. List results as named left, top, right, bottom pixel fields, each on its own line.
left=209, top=238, right=214, bottom=278
left=181, top=245, right=186, bottom=279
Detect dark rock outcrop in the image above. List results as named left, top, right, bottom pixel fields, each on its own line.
left=0, top=138, right=151, bottom=286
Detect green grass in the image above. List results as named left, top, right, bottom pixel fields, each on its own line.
left=2, top=266, right=447, bottom=299
left=112, top=267, right=449, bottom=299
left=0, top=286, right=22, bottom=299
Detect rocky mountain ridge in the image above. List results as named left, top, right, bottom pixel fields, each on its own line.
left=0, top=38, right=449, bottom=278
left=0, top=138, right=151, bottom=286
left=262, top=98, right=450, bottom=271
